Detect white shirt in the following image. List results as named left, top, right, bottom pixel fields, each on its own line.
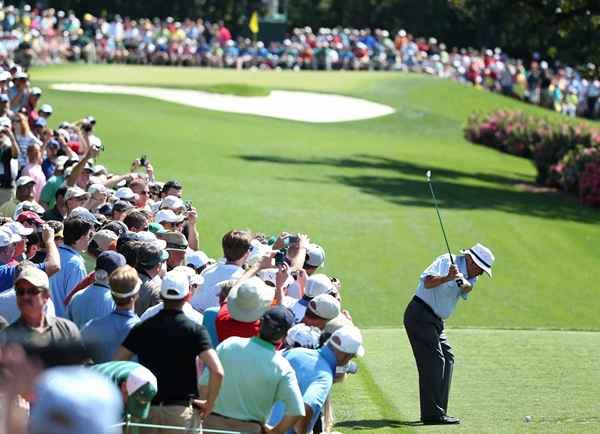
left=190, top=263, right=243, bottom=312
left=0, top=288, right=56, bottom=324
left=139, top=301, right=204, bottom=324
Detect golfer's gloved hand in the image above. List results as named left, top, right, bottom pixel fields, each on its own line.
left=446, top=264, right=459, bottom=280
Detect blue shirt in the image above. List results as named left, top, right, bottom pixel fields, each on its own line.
left=202, top=306, right=220, bottom=348
left=81, top=309, right=140, bottom=363
left=67, top=283, right=116, bottom=329
left=268, top=346, right=337, bottom=432
left=50, top=245, right=86, bottom=317
left=415, top=254, right=477, bottom=320
left=0, top=262, right=46, bottom=292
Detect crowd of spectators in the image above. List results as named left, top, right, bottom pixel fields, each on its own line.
left=0, top=54, right=363, bottom=434
left=1, top=5, right=600, bottom=119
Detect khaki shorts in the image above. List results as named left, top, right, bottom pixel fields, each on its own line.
left=140, top=404, right=195, bottom=434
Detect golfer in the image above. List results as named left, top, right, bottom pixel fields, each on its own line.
left=404, top=243, right=495, bottom=425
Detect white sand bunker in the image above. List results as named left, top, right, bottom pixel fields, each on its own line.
left=51, top=83, right=394, bottom=123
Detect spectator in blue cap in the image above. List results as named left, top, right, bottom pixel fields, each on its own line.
left=29, top=366, right=123, bottom=434
left=67, top=251, right=127, bottom=328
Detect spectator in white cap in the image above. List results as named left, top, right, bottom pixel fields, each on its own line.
left=290, top=273, right=337, bottom=323
left=191, top=229, right=250, bottom=312
left=404, top=242, right=495, bottom=425
left=215, top=276, right=274, bottom=342
left=38, top=103, right=53, bottom=120
left=186, top=249, right=214, bottom=274
left=29, top=366, right=123, bottom=434
left=286, top=241, right=324, bottom=299
left=81, top=265, right=141, bottom=363
left=301, top=293, right=341, bottom=330
left=284, top=323, right=322, bottom=350
left=67, top=251, right=127, bottom=328
left=154, top=209, right=184, bottom=231
left=64, top=186, right=89, bottom=215
left=268, top=326, right=364, bottom=433
left=69, top=206, right=101, bottom=227
left=159, top=194, right=185, bottom=214
left=116, top=186, right=136, bottom=204
left=115, top=270, right=224, bottom=432
left=0, top=175, right=37, bottom=218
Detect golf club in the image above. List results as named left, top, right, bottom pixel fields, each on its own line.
left=426, top=170, right=463, bottom=287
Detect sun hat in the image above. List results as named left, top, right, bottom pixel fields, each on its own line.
left=137, top=242, right=169, bottom=268
left=15, top=176, right=36, bottom=188
left=304, top=273, right=336, bottom=298
left=133, top=231, right=167, bottom=250
left=305, top=243, right=326, bottom=268
left=16, top=210, right=44, bottom=226
left=3, top=221, right=33, bottom=237
left=328, top=326, right=365, bottom=357
left=285, top=323, right=321, bottom=349
left=15, top=266, right=50, bottom=291
left=115, top=187, right=135, bottom=201
left=91, top=229, right=118, bottom=252
left=160, top=271, right=190, bottom=300
left=159, top=195, right=184, bottom=210
left=155, top=209, right=184, bottom=225
left=29, top=366, right=122, bottom=434
left=124, top=365, right=158, bottom=419
left=185, top=250, right=211, bottom=270
left=307, top=293, right=341, bottom=320
left=69, top=206, right=100, bottom=225
left=227, top=276, right=275, bottom=323
left=64, top=186, right=88, bottom=201
left=461, top=243, right=495, bottom=277
left=160, top=231, right=188, bottom=251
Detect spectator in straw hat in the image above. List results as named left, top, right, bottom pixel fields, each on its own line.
left=215, top=276, right=274, bottom=342
left=81, top=265, right=141, bottom=363
left=66, top=251, right=126, bottom=328
left=115, top=270, right=224, bottom=432
left=160, top=230, right=188, bottom=271
left=268, top=326, right=365, bottom=433
left=404, top=243, right=495, bottom=425
left=199, top=305, right=304, bottom=434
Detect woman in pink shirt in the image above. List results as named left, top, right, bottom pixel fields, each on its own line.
left=21, top=143, right=46, bottom=202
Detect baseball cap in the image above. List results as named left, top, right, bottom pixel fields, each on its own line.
left=148, top=222, right=167, bottom=235
left=88, top=183, right=107, bottom=195
left=30, top=367, right=122, bottom=434
left=227, top=276, right=275, bottom=323
left=39, top=103, right=53, bottom=114
left=31, top=86, right=42, bottom=96
left=69, top=207, right=100, bottom=225
left=112, top=200, right=133, bottom=213
left=56, top=155, right=70, bottom=170
left=46, top=139, right=60, bottom=150
left=3, top=221, right=33, bottom=236
left=15, top=176, right=36, bottom=188
left=155, top=209, right=184, bottom=225
left=15, top=210, right=45, bottom=226
left=461, top=243, right=495, bottom=277
left=91, top=229, right=118, bottom=252
left=307, top=293, right=341, bottom=320
left=33, top=117, right=47, bottom=128
left=64, top=186, right=89, bottom=201
left=161, top=231, right=188, bottom=251
left=14, top=70, right=27, bottom=79
left=285, top=323, right=321, bottom=349
left=160, top=195, right=184, bottom=210
left=304, top=273, right=336, bottom=298
left=305, top=243, right=326, bottom=268
left=260, top=305, right=295, bottom=335
left=137, top=242, right=169, bottom=268
left=15, top=265, right=50, bottom=291
left=0, top=228, right=21, bottom=247
left=14, top=201, right=44, bottom=218
left=328, top=326, right=365, bottom=357
left=116, top=187, right=135, bottom=201
left=160, top=271, right=190, bottom=300
left=93, top=164, right=108, bottom=175
left=102, top=220, right=128, bottom=238
left=162, top=180, right=182, bottom=193
left=133, top=231, right=167, bottom=250
left=96, top=251, right=126, bottom=274
left=125, top=366, right=158, bottom=419
left=185, top=250, right=211, bottom=269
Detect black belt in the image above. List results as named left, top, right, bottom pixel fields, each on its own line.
left=412, top=295, right=442, bottom=321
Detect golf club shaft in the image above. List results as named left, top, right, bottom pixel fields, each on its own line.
left=427, top=182, right=455, bottom=265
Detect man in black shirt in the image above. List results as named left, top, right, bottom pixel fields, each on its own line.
left=115, top=270, right=224, bottom=432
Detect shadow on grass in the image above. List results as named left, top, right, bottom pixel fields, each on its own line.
left=238, top=154, right=599, bottom=223
left=336, top=418, right=422, bottom=429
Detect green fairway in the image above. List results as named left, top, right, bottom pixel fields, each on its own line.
left=30, top=64, right=600, bottom=433
left=332, top=328, right=600, bottom=433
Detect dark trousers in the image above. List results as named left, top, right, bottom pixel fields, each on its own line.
left=404, top=296, right=454, bottom=420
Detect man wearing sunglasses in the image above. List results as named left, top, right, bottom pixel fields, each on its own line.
left=0, top=265, right=81, bottom=347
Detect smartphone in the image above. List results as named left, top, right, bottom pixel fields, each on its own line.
left=140, top=154, right=148, bottom=167
left=275, top=249, right=286, bottom=266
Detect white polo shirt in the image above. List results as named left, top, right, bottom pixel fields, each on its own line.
left=190, top=263, right=244, bottom=312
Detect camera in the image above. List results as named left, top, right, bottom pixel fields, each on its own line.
left=275, top=249, right=286, bottom=266
left=184, top=200, right=192, bottom=211
left=140, top=154, right=148, bottom=167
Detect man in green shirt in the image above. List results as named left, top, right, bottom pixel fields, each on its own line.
left=90, top=360, right=158, bottom=430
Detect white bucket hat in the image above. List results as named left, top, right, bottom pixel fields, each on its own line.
left=461, top=243, right=495, bottom=277
left=227, top=276, right=274, bottom=323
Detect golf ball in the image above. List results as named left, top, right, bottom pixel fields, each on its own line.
left=524, top=416, right=532, bottom=422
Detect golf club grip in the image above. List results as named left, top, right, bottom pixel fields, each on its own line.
left=455, top=277, right=463, bottom=287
